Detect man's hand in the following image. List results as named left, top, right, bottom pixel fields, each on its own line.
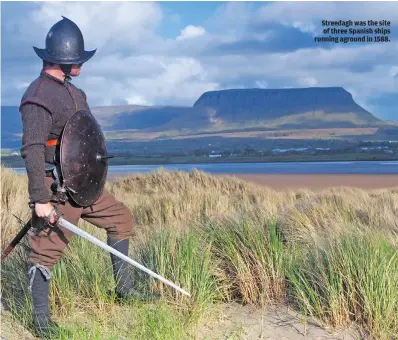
left=34, top=202, right=57, bottom=224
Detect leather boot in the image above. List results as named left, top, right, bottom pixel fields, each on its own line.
left=107, top=237, right=159, bottom=302
left=33, top=313, right=66, bottom=339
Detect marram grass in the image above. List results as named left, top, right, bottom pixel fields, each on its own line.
left=1, top=166, right=397, bottom=339
left=203, top=216, right=285, bottom=305
left=286, top=233, right=398, bottom=339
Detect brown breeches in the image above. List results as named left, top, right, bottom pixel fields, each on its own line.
left=28, top=177, right=133, bottom=269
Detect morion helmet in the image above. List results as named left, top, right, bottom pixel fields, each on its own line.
left=33, top=16, right=96, bottom=65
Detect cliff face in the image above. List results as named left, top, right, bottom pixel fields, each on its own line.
left=193, top=87, right=380, bottom=125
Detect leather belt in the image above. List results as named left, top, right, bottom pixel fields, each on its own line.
left=46, top=139, right=60, bottom=147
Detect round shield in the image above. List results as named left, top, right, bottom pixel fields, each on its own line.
left=60, top=110, right=109, bottom=206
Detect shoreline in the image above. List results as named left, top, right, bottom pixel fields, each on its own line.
left=2, top=156, right=398, bottom=169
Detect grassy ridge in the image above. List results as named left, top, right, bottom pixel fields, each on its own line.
left=1, top=166, right=397, bottom=339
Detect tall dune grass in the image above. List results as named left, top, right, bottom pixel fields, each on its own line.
left=203, top=216, right=285, bottom=305
left=1, top=166, right=397, bottom=339
left=286, top=233, right=398, bottom=339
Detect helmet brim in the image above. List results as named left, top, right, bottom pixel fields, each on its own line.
left=33, top=46, right=96, bottom=65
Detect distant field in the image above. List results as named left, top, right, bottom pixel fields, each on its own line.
left=170, top=127, right=379, bottom=140
left=105, top=127, right=379, bottom=142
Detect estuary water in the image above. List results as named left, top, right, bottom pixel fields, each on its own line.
left=11, top=161, right=397, bottom=175
left=105, top=161, right=398, bottom=175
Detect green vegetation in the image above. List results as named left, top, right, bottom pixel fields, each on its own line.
left=1, top=167, right=397, bottom=339
left=287, top=234, right=398, bottom=337
left=2, top=151, right=397, bottom=169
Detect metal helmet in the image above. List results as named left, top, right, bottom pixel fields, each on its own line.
left=33, top=16, right=96, bottom=65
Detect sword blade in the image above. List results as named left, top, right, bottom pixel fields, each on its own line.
left=56, top=217, right=191, bottom=297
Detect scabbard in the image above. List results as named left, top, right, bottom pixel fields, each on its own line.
left=1, top=220, right=32, bottom=261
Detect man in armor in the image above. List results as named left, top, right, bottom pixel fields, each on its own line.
left=20, top=16, right=137, bottom=337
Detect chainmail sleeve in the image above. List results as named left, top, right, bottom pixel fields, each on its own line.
left=20, top=104, right=53, bottom=204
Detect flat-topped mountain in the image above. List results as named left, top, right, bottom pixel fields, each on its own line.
left=90, top=87, right=383, bottom=133
left=193, top=87, right=380, bottom=126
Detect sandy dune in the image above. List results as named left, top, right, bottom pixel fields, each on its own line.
left=199, top=303, right=359, bottom=340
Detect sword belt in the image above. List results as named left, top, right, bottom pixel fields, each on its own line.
left=44, top=162, right=69, bottom=204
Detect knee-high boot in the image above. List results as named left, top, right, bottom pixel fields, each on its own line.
left=28, top=264, right=67, bottom=338
left=107, top=237, right=134, bottom=298
left=107, top=237, right=159, bottom=301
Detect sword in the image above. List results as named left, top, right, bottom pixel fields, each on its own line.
left=54, top=215, right=191, bottom=297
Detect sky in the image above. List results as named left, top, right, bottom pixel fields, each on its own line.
left=1, top=1, right=397, bottom=121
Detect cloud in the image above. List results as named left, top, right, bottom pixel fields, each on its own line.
left=126, top=95, right=152, bottom=106
left=256, top=2, right=398, bottom=34
left=255, top=80, right=268, bottom=89
left=389, top=66, right=398, bottom=78
left=74, top=57, right=219, bottom=106
left=30, top=2, right=163, bottom=51
left=206, top=2, right=255, bottom=37
left=177, top=25, right=206, bottom=40
left=291, top=22, right=317, bottom=34
left=1, top=1, right=398, bottom=121
left=125, top=57, right=219, bottom=104
left=14, top=82, right=31, bottom=90
left=298, top=77, right=318, bottom=87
